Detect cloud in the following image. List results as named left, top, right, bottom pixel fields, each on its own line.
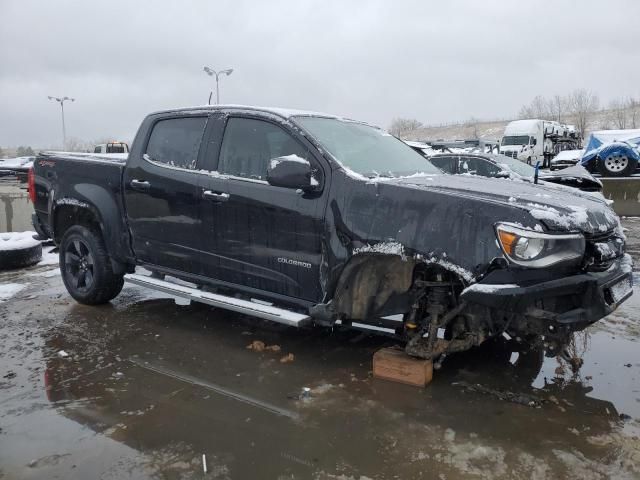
left=1, top=0, right=639, bottom=147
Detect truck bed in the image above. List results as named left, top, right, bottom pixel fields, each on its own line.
left=33, top=151, right=132, bottom=263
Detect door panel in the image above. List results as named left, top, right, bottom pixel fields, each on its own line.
left=123, top=115, right=208, bottom=274
left=215, top=180, right=325, bottom=300
left=199, top=115, right=327, bottom=301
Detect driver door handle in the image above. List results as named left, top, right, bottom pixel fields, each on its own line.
left=130, top=179, right=151, bottom=191
left=203, top=190, right=230, bottom=203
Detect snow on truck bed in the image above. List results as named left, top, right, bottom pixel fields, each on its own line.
left=40, top=151, right=128, bottom=164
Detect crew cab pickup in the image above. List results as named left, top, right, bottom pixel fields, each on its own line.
left=31, top=105, right=633, bottom=361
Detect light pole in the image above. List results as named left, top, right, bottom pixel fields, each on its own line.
left=203, top=67, right=233, bottom=104
left=48, top=96, right=75, bottom=149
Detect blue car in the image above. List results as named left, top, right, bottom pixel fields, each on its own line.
left=581, top=130, right=640, bottom=177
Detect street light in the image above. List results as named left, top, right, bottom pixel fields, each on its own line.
left=48, top=96, right=75, bottom=149
left=203, top=67, right=233, bottom=105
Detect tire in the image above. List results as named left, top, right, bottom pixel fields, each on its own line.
left=59, top=225, right=124, bottom=305
left=597, top=153, right=638, bottom=177
left=0, top=233, right=42, bottom=270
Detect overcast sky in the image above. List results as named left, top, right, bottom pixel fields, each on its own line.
left=1, top=0, right=639, bottom=148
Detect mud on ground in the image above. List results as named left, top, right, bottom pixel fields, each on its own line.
left=1, top=221, right=640, bottom=479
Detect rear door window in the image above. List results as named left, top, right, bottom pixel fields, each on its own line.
left=145, top=116, right=208, bottom=170
left=429, top=156, right=457, bottom=174
left=459, top=157, right=501, bottom=177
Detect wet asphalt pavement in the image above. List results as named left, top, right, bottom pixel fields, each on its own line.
left=1, top=222, right=640, bottom=479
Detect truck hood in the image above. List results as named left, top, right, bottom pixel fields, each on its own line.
left=384, top=174, right=618, bottom=235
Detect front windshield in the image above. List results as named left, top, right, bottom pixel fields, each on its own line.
left=502, top=135, right=530, bottom=146
left=494, top=154, right=535, bottom=177
left=294, top=117, right=441, bottom=177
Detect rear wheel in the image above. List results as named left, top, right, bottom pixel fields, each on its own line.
left=59, top=225, right=124, bottom=305
left=597, top=153, right=637, bottom=177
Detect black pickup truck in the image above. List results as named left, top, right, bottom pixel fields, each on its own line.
left=31, top=105, right=633, bottom=361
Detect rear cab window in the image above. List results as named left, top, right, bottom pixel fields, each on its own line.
left=145, top=116, right=208, bottom=170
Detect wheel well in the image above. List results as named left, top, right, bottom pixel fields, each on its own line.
left=53, top=205, right=100, bottom=243
left=331, top=255, right=466, bottom=321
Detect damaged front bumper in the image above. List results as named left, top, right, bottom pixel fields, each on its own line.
left=460, top=254, right=633, bottom=327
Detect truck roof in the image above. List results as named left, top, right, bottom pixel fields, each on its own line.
left=150, top=104, right=342, bottom=121
left=503, top=119, right=542, bottom=135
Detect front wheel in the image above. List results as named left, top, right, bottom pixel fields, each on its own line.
left=597, top=153, right=638, bottom=177
left=59, top=225, right=124, bottom=305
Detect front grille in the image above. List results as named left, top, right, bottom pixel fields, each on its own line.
left=584, top=229, right=624, bottom=271
left=501, top=151, right=518, bottom=159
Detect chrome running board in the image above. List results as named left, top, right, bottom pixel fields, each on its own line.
left=125, top=273, right=312, bottom=328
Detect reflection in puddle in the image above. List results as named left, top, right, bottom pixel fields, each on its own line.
left=1, top=220, right=639, bottom=478
left=29, top=294, right=638, bottom=478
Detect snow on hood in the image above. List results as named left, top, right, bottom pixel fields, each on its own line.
left=388, top=174, right=619, bottom=234
left=539, top=165, right=602, bottom=186
left=551, top=149, right=584, bottom=162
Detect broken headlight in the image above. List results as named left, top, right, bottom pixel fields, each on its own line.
left=495, top=223, right=585, bottom=268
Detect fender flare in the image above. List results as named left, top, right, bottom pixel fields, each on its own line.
left=51, top=183, right=131, bottom=268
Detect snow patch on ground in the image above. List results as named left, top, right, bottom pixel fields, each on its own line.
left=28, top=268, right=61, bottom=278
left=38, top=247, right=59, bottom=266
left=0, top=283, right=26, bottom=302
left=0, top=231, right=40, bottom=251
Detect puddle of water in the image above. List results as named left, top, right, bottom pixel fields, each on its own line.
left=1, top=219, right=640, bottom=478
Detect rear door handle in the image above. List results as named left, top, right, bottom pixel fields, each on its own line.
left=203, top=190, right=230, bottom=202
left=130, top=179, right=151, bottom=191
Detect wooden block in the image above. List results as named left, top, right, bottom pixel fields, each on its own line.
left=373, top=347, right=433, bottom=387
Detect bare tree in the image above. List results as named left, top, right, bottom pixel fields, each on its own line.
left=609, top=97, right=627, bottom=129
left=568, top=89, right=599, bottom=138
left=64, top=137, right=93, bottom=152
left=628, top=97, right=639, bottom=129
left=465, top=117, right=480, bottom=139
left=388, top=118, right=423, bottom=137
left=16, top=146, right=35, bottom=157
left=518, top=95, right=554, bottom=120
left=552, top=94, right=567, bottom=123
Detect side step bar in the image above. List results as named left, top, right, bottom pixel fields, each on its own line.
left=125, top=273, right=312, bottom=328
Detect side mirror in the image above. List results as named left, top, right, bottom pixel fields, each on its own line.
left=267, top=155, right=316, bottom=190
left=495, top=170, right=510, bottom=178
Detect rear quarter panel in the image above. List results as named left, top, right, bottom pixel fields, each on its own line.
left=33, top=154, right=133, bottom=262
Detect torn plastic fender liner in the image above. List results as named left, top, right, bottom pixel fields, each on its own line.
left=329, top=246, right=475, bottom=321
left=332, top=253, right=415, bottom=320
